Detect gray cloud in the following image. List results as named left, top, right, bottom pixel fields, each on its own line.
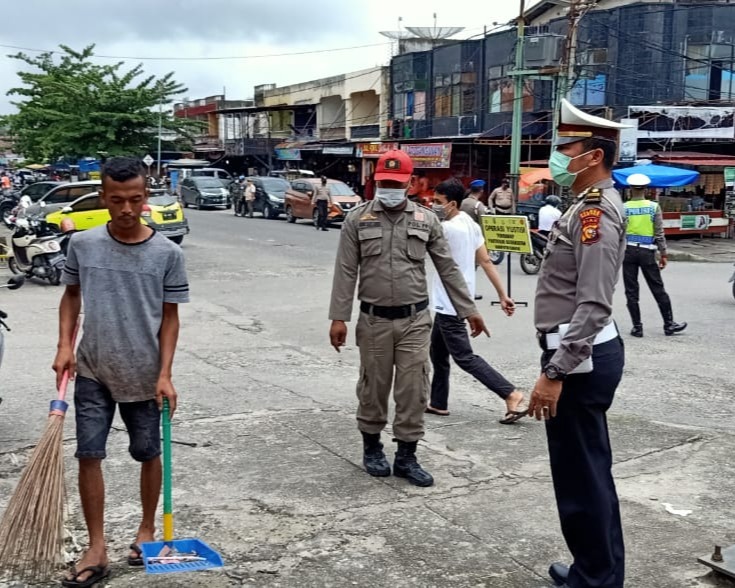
left=2, top=0, right=362, bottom=47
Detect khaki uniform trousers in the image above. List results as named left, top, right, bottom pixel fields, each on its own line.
left=355, top=308, right=431, bottom=442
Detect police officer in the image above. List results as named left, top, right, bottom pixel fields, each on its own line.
left=329, top=149, right=488, bottom=488
left=623, top=173, right=687, bottom=337
left=460, top=179, right=488, bottom=221
left=530, top=99, right=629, bottom=588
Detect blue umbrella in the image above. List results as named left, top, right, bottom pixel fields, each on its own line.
left=613, top=164, right=700, bottom=188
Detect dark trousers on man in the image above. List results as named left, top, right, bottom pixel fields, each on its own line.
left=543, top=338, right=626, bottom=588
left=316, top=200, right=329, bottom=230
left=429, top=312, right=515, bottom=410
left=622, top=245, right=672, bottom=327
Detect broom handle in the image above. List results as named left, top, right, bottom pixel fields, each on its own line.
left=50, top=318, right=81, bottom=415
left=162, top=398, right=173, bottom=542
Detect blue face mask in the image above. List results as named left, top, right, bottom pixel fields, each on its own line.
left=549, top=149, right=593, bottom=187
left=376, top=188, right=407, bottom=208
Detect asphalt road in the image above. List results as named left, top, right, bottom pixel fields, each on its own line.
left=0, top=208, right=734, bottom=587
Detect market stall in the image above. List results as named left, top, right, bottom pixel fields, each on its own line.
left=614, top=162, right=729, bottom=237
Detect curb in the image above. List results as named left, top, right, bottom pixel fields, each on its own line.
left=666, top=250, right=717, bottom=263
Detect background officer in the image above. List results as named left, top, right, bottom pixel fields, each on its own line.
left=623, top=173, right=687, bottom=337
left=329, top=149, right=487, bottom=488
left=530, top=99, right=628, bottom=588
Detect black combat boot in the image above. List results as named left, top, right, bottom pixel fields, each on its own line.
left=361, top=432, right=391, bottom=477
left=660, top=301, right=687, bottom=336
left=627, top=302, right=643, bottom=337
left=393, top=440, right=434, bottom=487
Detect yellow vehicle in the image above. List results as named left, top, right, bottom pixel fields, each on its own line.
left=45, top=190, right=189, bottom=244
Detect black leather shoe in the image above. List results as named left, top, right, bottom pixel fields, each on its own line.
left=393, top=440, right=434, bottom=487
left=664, top=321, right=687, bottom=336
left=361, top=432, right=391, bottom=477
left=549, top=562, right=569, bottom=586
left=630, top=324, right=643, bottom=338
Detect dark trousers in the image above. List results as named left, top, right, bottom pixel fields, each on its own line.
left=543, top=338, right=625, bottom=588
left=316, top=200, right=329, bottom=229
left=429, top=313, right=515, bottom=410
left=622, top=245, right=671, bottom=325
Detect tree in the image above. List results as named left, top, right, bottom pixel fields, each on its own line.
left=3, top=45, right=200, bottom=161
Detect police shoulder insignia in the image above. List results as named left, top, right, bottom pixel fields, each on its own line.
left=579, top=207, right=603, bottom=245
left=584, top=188, right=602, bottom=203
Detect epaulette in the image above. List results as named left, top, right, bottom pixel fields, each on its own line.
left=584, top=188, right=602, bottom=204
left=417, top=202, right=432, bottom=211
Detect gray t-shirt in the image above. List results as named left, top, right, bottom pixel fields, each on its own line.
left=61, top=225, right=189, bottom=402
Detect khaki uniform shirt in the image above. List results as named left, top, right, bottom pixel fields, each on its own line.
left=490, top=187, right=514, bottom=211
left=534, top=178, right=627, bottom=374
left=313, top=185, right=332, bottom=204
left=460, top=196, right=487, bottom=224
left=329, top=199, right=478, bottom=321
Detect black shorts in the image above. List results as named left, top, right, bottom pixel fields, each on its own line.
left=74, top=375, right=161, bottom=462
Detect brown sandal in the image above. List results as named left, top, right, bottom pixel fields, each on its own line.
left=425, top=406, right=450, bottom=416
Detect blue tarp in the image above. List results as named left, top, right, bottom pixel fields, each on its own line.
left=613, top=164, right=700, bottom=188
left=78, top=159, right=101, bottom=173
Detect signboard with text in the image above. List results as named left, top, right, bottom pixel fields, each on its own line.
left=356, top=142, right=399, bottom=158
left=480, top=215, right=532, bottom=254
left=323, top=146, right=354, bottom=156
left=401, top=142, right=452, bottom=168
left=680, top=214, right=712, bottom=231
left=275, top=148, right=301, bottom=161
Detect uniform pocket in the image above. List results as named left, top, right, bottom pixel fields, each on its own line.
left=407, top=228, right=429, bottom=260
left=358, top=228, right=382, bottom=257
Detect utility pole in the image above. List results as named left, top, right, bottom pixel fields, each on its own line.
left=509, top=0, right=526, bottom=214
left=156, top=95, right=163, bottom=177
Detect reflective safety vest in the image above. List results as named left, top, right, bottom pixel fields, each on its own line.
left=624, top=199, right=657, bottom=245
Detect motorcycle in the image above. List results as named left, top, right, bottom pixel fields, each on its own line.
left=0, top=275, right=26, bottom=405
left=520, top=230, right=548, bottom=275
left=729, top=263, right=735, bottom=300
left=489, top=250, right=505, bottom=265
left=7, top=200, right=68, bottom=285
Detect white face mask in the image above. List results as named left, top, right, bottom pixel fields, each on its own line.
left=375, top=187, right=407, bottom=208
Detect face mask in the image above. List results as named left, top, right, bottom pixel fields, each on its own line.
left=549, top=150, right=594, bottom=187
left=432, top=203, right=447, bottom=221
left=376, top=188, right=407, bottom=208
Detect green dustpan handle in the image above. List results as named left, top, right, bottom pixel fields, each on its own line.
left=162, top=398, right=173, bottom=542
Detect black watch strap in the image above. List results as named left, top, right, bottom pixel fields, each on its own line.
left=544, top=364, right=566, bottom=381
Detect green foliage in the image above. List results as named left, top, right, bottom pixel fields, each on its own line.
left=2, top=45, right=201, bottom=161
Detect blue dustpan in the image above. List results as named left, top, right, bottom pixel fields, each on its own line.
left=141, top=399, right=224, bottom=574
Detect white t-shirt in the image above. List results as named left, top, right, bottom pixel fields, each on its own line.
left=432, top=211, right=485, bottom=317
left=538, top=204, right=562, bottom=232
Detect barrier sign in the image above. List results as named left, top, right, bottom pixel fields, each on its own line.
left=480, top=215, right=532, bottom=254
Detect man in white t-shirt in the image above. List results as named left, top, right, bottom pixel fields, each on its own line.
left=428, top=178, right=528, bottom=424
left=538, top=195, right=562, bottom=237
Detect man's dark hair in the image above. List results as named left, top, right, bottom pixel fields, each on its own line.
left=581, top=138, right=616, bottom=170
left=101, top=156, right=146, bottom=184
left=435, top=178, right=466, bottom=207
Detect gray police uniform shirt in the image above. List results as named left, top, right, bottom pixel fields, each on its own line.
left=61, top=225, right=190, bottom=402
left=329, top=199, right=477, bottom=321
left=534, top=178, right=626, bottom=374
left=460, top=196, right=488, bottom=224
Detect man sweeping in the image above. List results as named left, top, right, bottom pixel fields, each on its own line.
left=53, top=156, right=189, bottom=587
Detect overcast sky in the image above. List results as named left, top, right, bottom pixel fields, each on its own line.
left=0, top=0, right=541, bottom=115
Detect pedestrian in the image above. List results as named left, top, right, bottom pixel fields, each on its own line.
left=489, top=178, right=514, bottom=215
left=329, top=149, right=487, bottom=488
left=0, top=173, right=10, bottom=191
left=233, top=176, right=246, bottom=217
left=623, top=173, right=687, bottom=337
left=427, top=178, right=527, bottom=424
left=460, top=179, right=489, bottom=221
left=53, top=156, right=189, bottom=588
left=538, top=195, right=563, bottom=237
left=530, top=98, right=629, bottom=588
left=244, top=178, right=256, bottom=218
left=312, top=175, right=332, bottom=231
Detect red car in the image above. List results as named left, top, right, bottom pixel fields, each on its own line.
left=284, top=178, right=362, bottom=226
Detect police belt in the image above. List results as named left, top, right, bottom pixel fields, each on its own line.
left=537, top=322, right=618, bottom=351
left=626, top=242, right=657, bottom=250
left=360, top=300, right=429, bottom=320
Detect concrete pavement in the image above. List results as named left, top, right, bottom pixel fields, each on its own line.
left=0, top=209, right=733, bottom=587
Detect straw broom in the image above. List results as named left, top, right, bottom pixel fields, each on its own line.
left=0, top=326, right=78, bottom=582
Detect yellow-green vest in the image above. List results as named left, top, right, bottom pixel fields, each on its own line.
left=624, top=199, right=657, bottom=245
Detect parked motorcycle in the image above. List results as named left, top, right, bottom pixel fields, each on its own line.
left=8, top=200, right=68, bottom=285
left=729, top=263, right=735, bottom=300
left=520, top=230, right=548, bottom=275
left=489, top=250, right=505, bottom=265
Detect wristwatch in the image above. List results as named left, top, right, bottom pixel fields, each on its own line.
left=544, top=364, right=567, bottom=381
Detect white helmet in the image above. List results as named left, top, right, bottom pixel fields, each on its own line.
left=627, top=173, right=651, bottom=187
